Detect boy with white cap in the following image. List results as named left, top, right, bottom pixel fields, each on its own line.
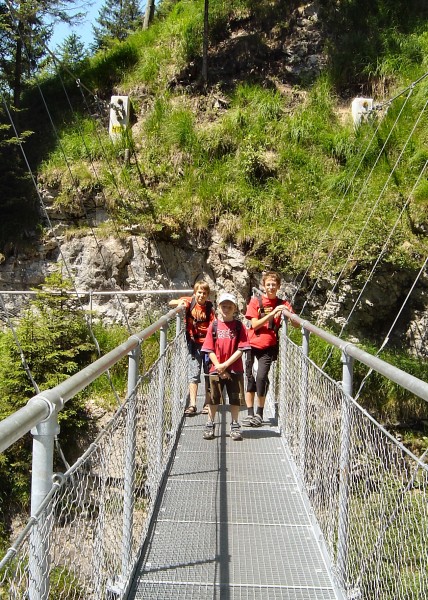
left=201, top=292, right=250, bottom=441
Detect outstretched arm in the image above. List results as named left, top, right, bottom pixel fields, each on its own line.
left=169, top=298, right=187, bottom=308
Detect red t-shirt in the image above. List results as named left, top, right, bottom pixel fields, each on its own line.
left=202, top=320, right=250, bottom=374
left=245, top=295, right=294, bottom=350
left=180, top=296, right=214, bottom=344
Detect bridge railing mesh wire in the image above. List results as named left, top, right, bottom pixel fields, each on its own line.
left=278, top=335, right=428, bottom=600
left=0, top=330, right=188, bottom=599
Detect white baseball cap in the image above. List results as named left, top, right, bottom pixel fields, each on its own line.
left=218, top=292, right=238, bottom=306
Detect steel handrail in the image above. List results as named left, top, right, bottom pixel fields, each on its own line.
left=0, top=306, right=183, bottom=453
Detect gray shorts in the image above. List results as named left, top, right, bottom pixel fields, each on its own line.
left=187, top=341, right=210, bottom=384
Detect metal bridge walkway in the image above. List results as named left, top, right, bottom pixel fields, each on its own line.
left=128, top=405, right=341, bottom=600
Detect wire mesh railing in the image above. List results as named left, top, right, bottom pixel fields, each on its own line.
left=2, top=306, right=428, bottom=599
left=0, top=323, right=188, bottom=599
left=277, top=329, right=428, bottom=600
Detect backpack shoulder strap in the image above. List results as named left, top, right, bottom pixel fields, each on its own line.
left=257, top=296, right=265, bottom=317
left=205, top=301, right=212, bottom=323
left=212, top=319, right=218, bottom=340
left=187, top=296, right=196, bottom=316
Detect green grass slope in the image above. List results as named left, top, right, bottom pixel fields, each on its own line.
left=27, top=0, right=427, bottom=280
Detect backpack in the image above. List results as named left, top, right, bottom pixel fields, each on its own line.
left=255, top=296, right=283, bottom=335
left=186, top=297, right=213, bottom=342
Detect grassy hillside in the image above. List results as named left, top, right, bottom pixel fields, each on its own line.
left=16, top=0, right=425, bottom=280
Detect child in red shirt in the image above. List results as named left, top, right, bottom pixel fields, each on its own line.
left=243, top=271, right=297, bottom=427
left=202, top=292, right=250, bottom=441
left=169, top=280, right=214, bottom=415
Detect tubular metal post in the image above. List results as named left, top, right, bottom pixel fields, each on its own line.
left=160, top=323, right=168, bottom=360
left=175, top=312, right=182, bottom=338
left=29, top=411, right=59, bottom=600
left=157, top=324, right=168, bottom=474
left=89, top=290, right=93, bottom=329
left=278, top=321, right=287, bottom=435
left=174, top=313, right=183, bottom=409
left=120, top=344, right=141, bottom=585
left=337, top=350, right=354, bottom=589
left=302, top=327, right=310, bottom=358
left=299, top=328, right=310, bottom=473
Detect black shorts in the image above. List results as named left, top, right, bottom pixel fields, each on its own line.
left=245, top=346, right=277, bottom=397
left=209, top=373, right=245, bottom=406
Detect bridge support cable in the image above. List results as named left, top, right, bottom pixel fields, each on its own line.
left=1, top=92, right=124, bottom=409
left=75, top=81, right=173, bottom=286
left=5, top=3, right=164, bottom=331
left=294, top=105, right=389, bottom=304
left=0, top=293, right=41, bottom=395
left=316, top=91, right=428, bottom=336
left=285, top=309, right=428, bottom=402
left=354, top=254, right=428, bottom=402
left=32, top=69, right=134, bottom=334
left=299, top=87, right=414, bottom=317
left=320, top=155, right=428, bottom=370
left=72, top=79, right=161, bottom=290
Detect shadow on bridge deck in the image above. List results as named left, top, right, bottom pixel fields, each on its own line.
left=127, top=405, right=341, bottom=600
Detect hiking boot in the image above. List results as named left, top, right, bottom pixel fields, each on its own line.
left=203, top=421, right=215, bottom=440
left=242, top=414, right=254, bottom=427
left=250, top=414, right=263, bottom=427
left=230, top=423, right=243, bottom=441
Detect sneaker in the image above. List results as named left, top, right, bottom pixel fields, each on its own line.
left=250, top=414, right=263, bottom=427
left=203, top=422, right=215, bottom=440
left=242, top=414, right=255, bottom=427
left=230, top=423, right=243, bottom=441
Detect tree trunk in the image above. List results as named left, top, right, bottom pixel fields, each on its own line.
left=13, top=21, right=24, bottom=109
left=202, top=0, right=209, bottom=84
left=143, top=0, right=155, bottom=29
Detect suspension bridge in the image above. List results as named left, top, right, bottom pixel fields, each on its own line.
left=1, top=4, right=428, bottom=598
left=0, top=305, right=427, bottom=599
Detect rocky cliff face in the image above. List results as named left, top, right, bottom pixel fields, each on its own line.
left=0, top=228, right=251, bottom=324
left=0, top=225, right=426, bottom=360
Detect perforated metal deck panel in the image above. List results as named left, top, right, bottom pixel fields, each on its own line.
left=127, top=405, right=342, bottom=600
